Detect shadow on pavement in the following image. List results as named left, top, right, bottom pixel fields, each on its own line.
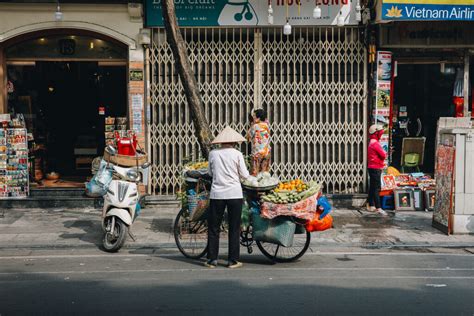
left=61, top=219, right=103, bottom=249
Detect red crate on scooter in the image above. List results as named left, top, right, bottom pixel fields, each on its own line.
left=115, top=131, right=137, bottom=156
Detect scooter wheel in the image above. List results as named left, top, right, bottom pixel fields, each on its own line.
left=102, top=217, right=128, bottom=252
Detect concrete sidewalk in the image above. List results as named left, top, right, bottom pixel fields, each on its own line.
left=0, top=206, right=473, bottom=251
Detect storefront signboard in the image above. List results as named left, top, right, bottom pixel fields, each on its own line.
left=381, top=0, right=474, bottom=21
left=379, top=22, right=474, bottom=48
left=145, top=0, right=357, bottom=27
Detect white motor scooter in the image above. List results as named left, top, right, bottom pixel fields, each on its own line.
left=101, top=146, right=150, bottom=252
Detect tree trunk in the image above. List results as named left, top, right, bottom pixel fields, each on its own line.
left=161, top=0, right=212, bottom=159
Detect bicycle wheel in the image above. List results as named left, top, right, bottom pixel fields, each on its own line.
left=174, top=207, right=208, bottom=259
left=256, top=225, right=311, bottom=263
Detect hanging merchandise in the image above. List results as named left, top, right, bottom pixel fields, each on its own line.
left=453, top=68, right=465, bottom=117
left=0, top=117, right=29, bottom=198
left=452, top=68, right=472, bottom=117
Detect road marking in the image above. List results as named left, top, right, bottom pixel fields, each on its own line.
left=426, top=284, right=447, bottom=287
left=0, top=269, right=472, bottom=280
left=0, top=251, right=472, bottom=260
left=1, top=267, right=474, bottom=275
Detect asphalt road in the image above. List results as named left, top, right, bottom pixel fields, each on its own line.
left=0, top=248, right=473, bottom=316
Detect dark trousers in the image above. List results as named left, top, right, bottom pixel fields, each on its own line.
left=207, top=199, right=242, bottom=262
left=368, top=168, right=382, bottom=209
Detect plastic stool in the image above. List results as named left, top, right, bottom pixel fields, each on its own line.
left=381, top=195, right=394, bottom=210
left=401, top=153, right=420, bottom=173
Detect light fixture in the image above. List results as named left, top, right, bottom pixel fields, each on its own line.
left=128, top=3, right=143, bottom=22
left=355, top=0, right=362, bottom=22
left=283, top=0, right=291, bottom=35
left=268, top=1, right=274, bottom=25
left=54, top=1, right=63, bottom=21
left=138, top=28, right=151, bottom=46
left=313, top=0, right=322, bottom=19
left=337, top=12, right=345, bottom=27
left=89, top=42, right=94, bottom=49
left=283, top=20, right=292, bottom=35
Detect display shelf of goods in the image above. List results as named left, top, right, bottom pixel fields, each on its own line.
left=0, top=128, right=29, bottom=198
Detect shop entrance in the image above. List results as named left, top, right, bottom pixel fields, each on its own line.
left=5, top=34, right=128, bottom=188
left=392, top=62, right=462, bottom=173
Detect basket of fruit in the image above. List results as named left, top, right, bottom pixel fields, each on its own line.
left=183, top=161, right=209, bottom=179
left=242, top=172, right=279, bottom=192
left=260, top=180, right=323, bottom=220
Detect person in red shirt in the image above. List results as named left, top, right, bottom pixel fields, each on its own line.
left=367, top=124, right=388, bottom=216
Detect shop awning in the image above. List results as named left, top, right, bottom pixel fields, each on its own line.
left=376, top=0, right=474, bottom=22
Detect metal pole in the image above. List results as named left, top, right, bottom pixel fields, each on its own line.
left=145, top=45, right=152, bottom=195
left=463, top=51, right=470, bottom=117
left=0, top=45, right=6, bottom=114
left=363, top=44, right=368, bottom=193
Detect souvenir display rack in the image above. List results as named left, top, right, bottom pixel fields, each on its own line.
left=105, top=116, right=127, bottom=146
left=0, top=127, right=29, bottom=198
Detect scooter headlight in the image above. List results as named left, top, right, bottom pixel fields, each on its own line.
left=126, top=169, right=140, bottom=182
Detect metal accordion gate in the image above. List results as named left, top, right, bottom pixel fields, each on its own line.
left=148, top=26, right=367, bottom=196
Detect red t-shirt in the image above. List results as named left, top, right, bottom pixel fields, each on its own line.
left=368, top=139, right=386, bottom=170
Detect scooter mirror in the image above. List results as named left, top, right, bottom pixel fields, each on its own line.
left=126, top=169, right=140, bottom=182
left=141, top=162, right=151, bottom=169
left=105, top=145, right=117, bottom=156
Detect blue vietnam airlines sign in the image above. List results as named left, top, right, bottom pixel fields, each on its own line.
left=382, top=0, right=474, bottom=21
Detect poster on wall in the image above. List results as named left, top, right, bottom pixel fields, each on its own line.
left=375, top=51, right=392, bottom=123
left=374, top=51, right=392, bottom=165
left=145, top=0, right=358, bottom=27
left=132, top=94, right=143, bottom=134
left=432, top=144, right=455, bottom=234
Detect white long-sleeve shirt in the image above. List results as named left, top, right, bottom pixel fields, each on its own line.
left=208, top=147, right=250, bottom=199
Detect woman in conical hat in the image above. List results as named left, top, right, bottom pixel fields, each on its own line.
left=205, top=126, right=249, bottom=269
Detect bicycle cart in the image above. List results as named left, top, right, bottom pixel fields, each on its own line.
left=174, top=180, right=312, bottom=263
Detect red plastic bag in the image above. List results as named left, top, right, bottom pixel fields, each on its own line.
left=305, top=211, right=333, bottom=232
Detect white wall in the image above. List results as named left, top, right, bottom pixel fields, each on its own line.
left=0, top=3, right=144, bottom=61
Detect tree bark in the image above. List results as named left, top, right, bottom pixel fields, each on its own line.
left=161, top=0, right=212, bottom=159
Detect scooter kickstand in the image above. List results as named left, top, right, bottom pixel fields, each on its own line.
left=128, top=229, right=137, bottom=242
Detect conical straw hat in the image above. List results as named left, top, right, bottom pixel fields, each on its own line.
left=211, top=126, right=246, bottom=144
